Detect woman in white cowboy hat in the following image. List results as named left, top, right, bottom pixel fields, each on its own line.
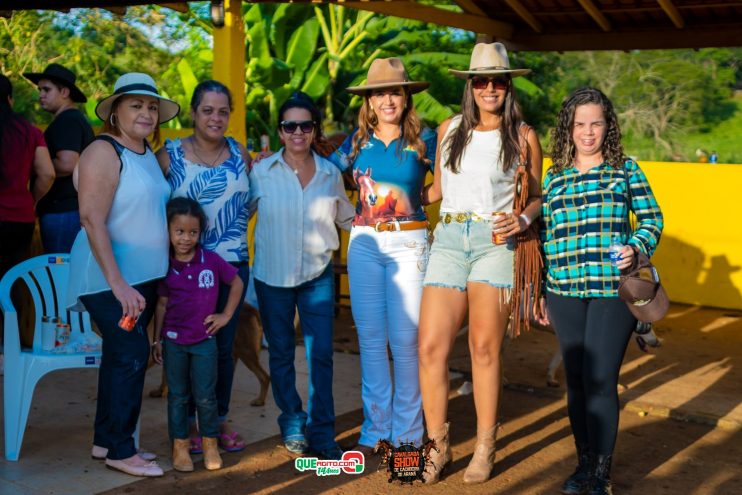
left=327, top=58, right=436, bottom=456
left=67, top=72, right=179, bottom=477
left=418, top=42, right=543, bottom=484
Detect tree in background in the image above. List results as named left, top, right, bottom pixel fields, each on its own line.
left=2, top=5, right=740, bottom=161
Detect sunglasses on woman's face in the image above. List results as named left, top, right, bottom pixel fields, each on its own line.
left=470, top=76, right=509, bottom=91
left=279, top=120, right=315, bottom=134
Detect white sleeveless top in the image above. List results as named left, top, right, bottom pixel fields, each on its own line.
left=439, top=115, right=516, bottom=216
left=67, top=139, right=170, bottom=311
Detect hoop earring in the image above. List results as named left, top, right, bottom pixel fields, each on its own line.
left=109, top=114, right=116, bottom=127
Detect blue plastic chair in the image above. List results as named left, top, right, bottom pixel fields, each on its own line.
left=1, top=254, right=103, bottom=461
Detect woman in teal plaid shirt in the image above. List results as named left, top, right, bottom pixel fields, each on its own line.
left=538, top=87, right=663, bottom=495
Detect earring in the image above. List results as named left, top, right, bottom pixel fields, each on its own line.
left=109, top=114, right=116, bottom=126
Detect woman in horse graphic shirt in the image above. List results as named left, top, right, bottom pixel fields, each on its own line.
left=327, top=58, right=436, bottom=455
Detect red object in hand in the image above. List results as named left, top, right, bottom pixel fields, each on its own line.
left=119, top=314, right=138, bottom=332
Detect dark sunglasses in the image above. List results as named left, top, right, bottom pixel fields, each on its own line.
left=470, top=76, right=509, bottom=90
left=279, top=120, right=315, bottom=134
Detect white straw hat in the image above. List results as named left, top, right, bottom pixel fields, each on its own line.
left=449, top=42, right=531, bottom=79
left=95, top=72, right=180, bottom=124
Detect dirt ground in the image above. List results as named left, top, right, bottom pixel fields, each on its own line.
left=103, top=304, right=742, bottom=495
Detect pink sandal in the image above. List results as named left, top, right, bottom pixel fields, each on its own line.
left=218, top=431, right=246, bottom=452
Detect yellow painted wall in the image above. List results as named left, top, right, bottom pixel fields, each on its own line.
left=639, top=161, right=742, bottom=310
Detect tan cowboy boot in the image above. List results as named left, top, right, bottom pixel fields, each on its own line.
left=463, top=425, right=497, bottom=484
left=202, top=437, right=223, bottom=470
left=172, top=438, right=194, bottom=472
left=423, top=422, right=452, bottom=484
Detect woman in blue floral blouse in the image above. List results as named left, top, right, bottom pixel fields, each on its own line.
left=156, top=80, right=250, bottom=454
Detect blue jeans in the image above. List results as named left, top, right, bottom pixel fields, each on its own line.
left=347, top=227, right=426, bottom=447
left=164, top=338, right=219, bottom=440
left=188, top=263, right=249, bottom=422
left=255, top=263, right=337, bottom=451
left=40, top=210, right=81, bottom=254
left=80, top=282, right=157, bottom=460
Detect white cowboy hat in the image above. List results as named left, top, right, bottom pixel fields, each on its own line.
left=346, top=58, right=429, bottom=95
left=95, top=72, right=180, bottom=124
left=449, top=42, right=531, bottom=79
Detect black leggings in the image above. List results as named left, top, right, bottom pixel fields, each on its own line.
left=546, top=292, right=636, bottom=455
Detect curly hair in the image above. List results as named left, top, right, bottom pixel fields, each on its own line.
left=348, top=87, right=429, bottom=166
left=441, top=76, right=524, bottom=174
left=549, top=87, right=626, bottom=173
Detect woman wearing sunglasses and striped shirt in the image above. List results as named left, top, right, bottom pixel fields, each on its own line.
left=418, top=43, right=543, bottom=484
left=249, top=92, right=354, bottom=460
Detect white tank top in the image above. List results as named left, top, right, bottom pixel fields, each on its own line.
left=67, top=138, right=170, bottom=311
left=439, top=115, right=516, bottom=216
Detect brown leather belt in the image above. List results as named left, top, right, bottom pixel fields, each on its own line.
left=373, top=220, right=429, bottom=232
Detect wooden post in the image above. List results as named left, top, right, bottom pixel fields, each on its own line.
left=212, top=0, right=246, bottom=144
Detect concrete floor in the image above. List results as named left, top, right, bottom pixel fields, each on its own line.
left=0, top=348, right=364, bottom=494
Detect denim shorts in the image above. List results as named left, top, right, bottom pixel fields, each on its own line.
left=423, top=217, right=514, bottom=291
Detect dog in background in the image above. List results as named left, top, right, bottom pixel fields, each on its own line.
left=149, top=302, right=271, bottom=407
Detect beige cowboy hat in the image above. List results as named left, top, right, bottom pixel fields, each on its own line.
left=346, top=58, right=429, bottom=95
left=95, top=72, right=180, bottom=124
left=449, top=42, right=531, bottom=79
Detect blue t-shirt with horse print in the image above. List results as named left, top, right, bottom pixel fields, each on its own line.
left=328, top=128, right=436, bottom=226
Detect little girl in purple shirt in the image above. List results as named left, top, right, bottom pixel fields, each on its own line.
left=151, top=197, right=244, bottom=472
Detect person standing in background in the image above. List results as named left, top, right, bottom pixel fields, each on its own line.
left=0, top=74, right=55, bottom=279
left=24, top=63, right=94, bottom=253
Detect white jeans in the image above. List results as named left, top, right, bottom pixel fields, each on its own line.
left=347, top=226, right=428, bottom=447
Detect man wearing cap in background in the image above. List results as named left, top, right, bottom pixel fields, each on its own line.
left=24, top=63, right=94, bottom=253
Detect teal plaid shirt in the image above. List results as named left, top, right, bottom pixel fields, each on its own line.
left=541, top=159, right=663, bottom=298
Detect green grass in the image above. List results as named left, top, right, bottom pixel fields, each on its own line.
left=624, top=96, right=742, bottom=164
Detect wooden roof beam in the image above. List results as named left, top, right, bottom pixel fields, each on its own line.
left=576, top=0, right=611, bottom=32
left=452, top=0, right=487, bottom=16
left=656, top=0, right=684, bottom=28
left=341, top=1, right=514, bottom=39
left=104, top=6, right=127, bottom=14
left=504, top=0, right=542, bottom=33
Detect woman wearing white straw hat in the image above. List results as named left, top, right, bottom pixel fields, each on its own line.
left=327, top=58, right=436, bottom=455
left=418, top=42, right=543, bottom=484
left=67, top=73, right=179, bottom=477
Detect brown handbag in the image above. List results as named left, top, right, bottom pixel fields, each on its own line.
left=509, top=126, right=543, bottom=337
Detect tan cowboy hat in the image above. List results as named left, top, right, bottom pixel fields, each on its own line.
left=449, top=42, right=531, bottom=79
left=95, top=72, right=180, bottom=124
left=23, top=63, right=87, bottom=103
left=346, top=58, right=429, bottom=95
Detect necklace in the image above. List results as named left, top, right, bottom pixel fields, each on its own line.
left=284, top=154, right=312, bottom=175
left=190, top=136, right=227, bottom=167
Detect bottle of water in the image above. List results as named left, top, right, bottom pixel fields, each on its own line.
left=609, top=234, right=623, bottom=265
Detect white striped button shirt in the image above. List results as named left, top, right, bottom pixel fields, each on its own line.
left=249, top=149, right=354, bottom=288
